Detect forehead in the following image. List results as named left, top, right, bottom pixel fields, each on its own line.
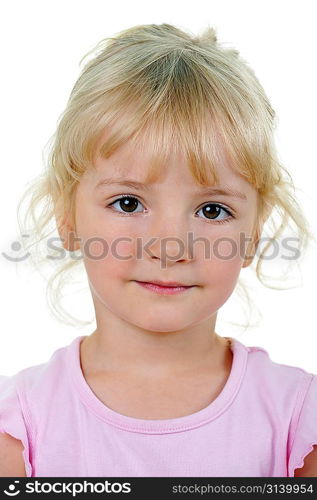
left=86, top=135, right=255, bottom=198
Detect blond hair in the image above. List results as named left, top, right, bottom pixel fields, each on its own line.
left=17, top=23, right=315, bottom=328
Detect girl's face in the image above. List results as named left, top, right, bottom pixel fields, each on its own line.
left=71, top=139, right=259, bottom=333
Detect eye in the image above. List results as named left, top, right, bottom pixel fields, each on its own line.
left=196, top=203, right=234, bottom=225
left=107, top=195, right=234, bottom=225
left=107, top=195, right=144, bottom=214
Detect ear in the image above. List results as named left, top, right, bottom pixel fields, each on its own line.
left=241, top=204, right=272, bottom=268
left=55, top=202, right=80, bottom=252
left=241, top=223, right=262, bottom=269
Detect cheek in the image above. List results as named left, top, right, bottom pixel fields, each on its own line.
left=76, top=204, right=135, bottom=260
left=111, top=238, right=135, bottom=259
left=212, top=237, right=240, bottom=261
left=201, top=235, right=245, bottom=288
left=82, top=237, right=133, bottom=260
left=198, top=251, right=242, bottom=315
left=82, top=234, right=135, bottom=288
left=193, top=230, right=246, bottom=264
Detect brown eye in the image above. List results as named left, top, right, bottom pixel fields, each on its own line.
left=202, top=205, right=221, bottom=219
left=196, top=203, right=233, bottom=224
left=109, top=195, right=143, bottom=214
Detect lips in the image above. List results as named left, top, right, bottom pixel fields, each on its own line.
left=134, top=280, right=195, bottom=295
left=136, top=280, right=192, bottom=288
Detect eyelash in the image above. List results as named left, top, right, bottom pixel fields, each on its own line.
left=106, top=195, right=235, bottom=225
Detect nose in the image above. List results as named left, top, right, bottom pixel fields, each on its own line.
left=143, top=216, right=193, bottom=266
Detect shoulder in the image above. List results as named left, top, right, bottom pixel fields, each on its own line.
left=245, top=344, right=314, bottom=391
left=244, top=343, right=315, bottom=418
left=0, top=342, right=68, bottom=405
left=288, top=374, right=317, bottom=477
left=241, top=343, right=315, bottom=414
left=242, top=343, right=317, bottom=477
left=1, top=338, right=73, bottom=395
left=0, top=339, right=73, bottom=477
left=0, top=373, right=33, bottom=477
left=0, top=340, right=73, bottom=431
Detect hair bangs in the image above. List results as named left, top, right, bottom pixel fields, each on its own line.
left=70, top=46, right=275, bottom=193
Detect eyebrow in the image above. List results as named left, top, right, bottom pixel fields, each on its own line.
left=95, top=178, right=248, bottom=201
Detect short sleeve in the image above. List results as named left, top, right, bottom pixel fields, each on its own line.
left=288, top=374, right=317, bottom=477
left=0, top=374, right=33, bottom=477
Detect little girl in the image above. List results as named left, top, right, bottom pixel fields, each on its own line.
left=0, top=23, right=316, bottom=478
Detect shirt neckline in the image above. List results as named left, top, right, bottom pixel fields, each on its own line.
left=67, top=334, right=249, bottom=434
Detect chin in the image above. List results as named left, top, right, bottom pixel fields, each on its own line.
left=136, top=315, right=190, bottom=333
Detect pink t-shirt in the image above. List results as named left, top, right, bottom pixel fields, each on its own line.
left=0, top=335, right=316, bottom=477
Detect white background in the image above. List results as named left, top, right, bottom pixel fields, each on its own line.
left=0, top=0, right=316, bottom=375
